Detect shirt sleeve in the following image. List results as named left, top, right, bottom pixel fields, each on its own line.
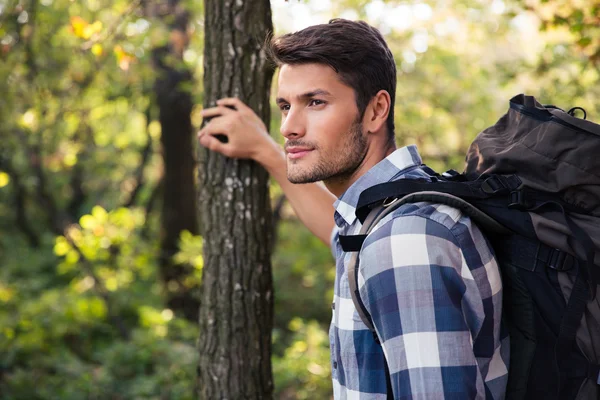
left=358, top=213, right=487, bottom=399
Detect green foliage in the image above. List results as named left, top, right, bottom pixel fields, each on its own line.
left=272, top=218, right=335, bottom=334
left=1, top=0, right=599, bottom=399
left=273, top=318, right=332, bottom=400
left=173, top=230, right=204, bottom=273
left=271, top=216, right=335, bottom=398
left=0, top=206, right=197, bottom=399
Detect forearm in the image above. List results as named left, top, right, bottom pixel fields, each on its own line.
left=257, top=141, right=336, bottom=245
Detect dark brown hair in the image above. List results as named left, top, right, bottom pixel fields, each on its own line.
left=268, top=19, right=397, bottom=141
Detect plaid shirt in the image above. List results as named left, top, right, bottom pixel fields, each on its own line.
left=330, top=145, right=509, bottom=399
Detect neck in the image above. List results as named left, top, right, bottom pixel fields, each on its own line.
left=324, top=140, right=396, bottom=197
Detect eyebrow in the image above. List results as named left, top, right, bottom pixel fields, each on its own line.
left=276, top=89, right=332, bottom=105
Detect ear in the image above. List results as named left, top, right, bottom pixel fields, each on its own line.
left=362, top=90, right=391, bottom=135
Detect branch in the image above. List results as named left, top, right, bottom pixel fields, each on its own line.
left=62, top=229, right=130, bottom=340
left=0, top=156, right=40, bottom=247
left=19, top=0, right=39, bottom=83
left=140, top=176, right=162, bottom=239
left=272, top=194, right=286, bottom=231
left=122, top=106, right=154, bottom=208
left=271, top=194, right=286, bottom=248
left=67, top=163, right=86, bottom=219
left=67, top=122, right=95, bottom=219
left=13, top=129, right=73, bottom=234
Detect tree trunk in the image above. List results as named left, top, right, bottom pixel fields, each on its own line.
left=197, top=0, right=275, bottom=398
left=151, top=0, right=200, bottom=321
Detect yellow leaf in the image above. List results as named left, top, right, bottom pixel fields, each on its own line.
left=19, top=109, right=37, bottom=129
left=114, top=45, right=125, bottom=60
left=91, top=43, right=103, bottom=57
left=64, top=153, right=78, bottom=167
left=80, top=214, right=96, bottom=230
left=70, top=16, right=89, bottom=39
left=113, top=45, right=134, bottom=71
left=91, top=205, right=108, bottom=222
left=83, top=20, right=102, bottom=39
left=54, top=237, right=71, bottom=256
left=0, top=172, right=9, bottom=188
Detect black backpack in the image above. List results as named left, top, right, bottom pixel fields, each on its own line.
left=340, top=95, right=600, bottom=400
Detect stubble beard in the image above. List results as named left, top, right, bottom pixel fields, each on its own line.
left=286, top=120, right=367, bottom=184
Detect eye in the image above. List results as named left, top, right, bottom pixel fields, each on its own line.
left=279, top=103, right=290, bottom=112
left=309, top=99, right=325, bottom=107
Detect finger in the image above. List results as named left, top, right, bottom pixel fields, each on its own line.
left=198, top=118, right=231, bottom=138
left=198, top=132, right=230, bottom=155
left=217, top=97, right=251, bottom=113
left=201, top=105, right=236, bottom=119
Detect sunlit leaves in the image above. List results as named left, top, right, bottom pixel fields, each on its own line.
left=0, top=282, right=15, bottom=302
left=173, top=230, right=203, bottom=271
left=273, top=318, right=331, bottom=399
left=517, top=0, right=600, bottom=64
left=3, top=1, right=600, bottom=399
left=54, top=206, right=145, bottom=263
left=0, top=172, right=10, bottom=188
left=91, top=43, right=103, bottom=57
left=138, top=305, right=175, bottom=337
left=69, top=16, right=103, bottom=40
left=18, top=109, right=38, bottom=130
left=113, top=44, right=135, bottom=70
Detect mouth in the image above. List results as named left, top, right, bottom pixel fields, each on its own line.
left=285, top=147, right=314, bottom=160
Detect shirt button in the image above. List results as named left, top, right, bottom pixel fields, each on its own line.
left=333, top=361, right=338, bottom=369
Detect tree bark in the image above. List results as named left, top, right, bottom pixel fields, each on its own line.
left=197, top=0, right=275, bottom=398
left=151, top=0, right=200, bottom=321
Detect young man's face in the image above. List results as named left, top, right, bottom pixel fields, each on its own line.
left=276, top=63, right=367, bottom=185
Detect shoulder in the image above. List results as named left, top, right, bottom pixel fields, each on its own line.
left=362, top=201, right=470, bottom=248
left=365, top=201, right=492, bottom=250
left=360, top=201, right=498, bottom=287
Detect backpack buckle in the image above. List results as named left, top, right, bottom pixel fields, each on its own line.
left=481, top=175, right=522, bottom=195
left=508, top=189, right=533, bottom=210
left=482, top=176, right=508, bottom=194
left=548, top=249, right=575, bottom=271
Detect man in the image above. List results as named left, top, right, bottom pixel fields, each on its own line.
left=198, top=19, right=508, bottom=399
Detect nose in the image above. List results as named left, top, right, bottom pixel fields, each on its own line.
left=280, top=108, right=306, bottom=139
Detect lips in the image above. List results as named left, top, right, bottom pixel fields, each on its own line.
left=285, top=147, right=314, bottom=160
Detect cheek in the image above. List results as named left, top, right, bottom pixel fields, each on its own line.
left=307, top=108, right=355, bottom=146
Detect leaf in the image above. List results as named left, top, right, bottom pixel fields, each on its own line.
left=91, top=43, right=103, bottom=57
left=70, top=16, right=89, bottom=38
left=577, top=37, right=592, bottom=48
left=70, top=17, right=102, bottom=39
left=113, top=45, right=135, bottom=70
left=0, top=171, right=10, bottom=188
left=83, top=21, right=103, bottom=39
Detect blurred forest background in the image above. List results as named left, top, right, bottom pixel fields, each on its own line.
left=0, top=0, right=599, bottom=398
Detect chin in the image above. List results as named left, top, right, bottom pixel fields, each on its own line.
left=287, top=166, right=315, bottom=184
left=287, top=165, right=330, bottom=184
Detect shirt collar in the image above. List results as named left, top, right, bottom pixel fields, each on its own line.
left=333, top=145, right=423, bottom=228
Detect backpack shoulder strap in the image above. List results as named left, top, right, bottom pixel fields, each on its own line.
left=345, top=190, right=510, bottom=334
left=346, top=204, right=388, bottom=333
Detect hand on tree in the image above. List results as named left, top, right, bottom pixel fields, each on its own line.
left=197, top=97, right=278, bottom=163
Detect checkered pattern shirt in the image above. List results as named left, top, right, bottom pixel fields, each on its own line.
left=330, top=145, right=509, bottom=399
